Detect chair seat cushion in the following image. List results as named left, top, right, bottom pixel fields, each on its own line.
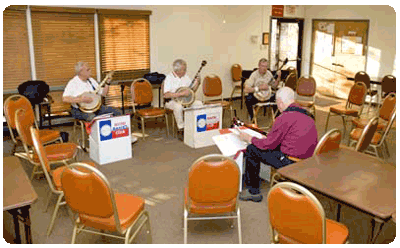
left=184, top=187, right=236, bottom=215
left=277, top=218, right=348, bottom=244
left=351, top=118, right=386, bottom=130
left=326, top=219, right=349, bottom=244
left=137, top=108, right=166, bottom=117
left=79, top=193, right=145, bottom=232
left=204, top=100, right=232, bottom=108
left=329, top=105, right=359, bottom=116
left=32, top=143, right=78, bottom=163
left=39, top=129, right=61, bottom=144
left=349, top=128, right=382, bottom=145
left=296, top=100, right=314, bottom=108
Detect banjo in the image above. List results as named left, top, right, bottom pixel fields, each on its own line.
left=78, top=71, right=114, bottom=113
left=254, top=58, right=288, bottom=101
left=174, top=60, right=207, bottom=107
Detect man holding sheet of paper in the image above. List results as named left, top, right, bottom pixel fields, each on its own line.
left=238, top=87, right=318, bottom=202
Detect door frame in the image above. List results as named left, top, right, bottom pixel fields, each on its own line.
left=310, top=19, right=370, bottom=76
left=269, top=17, right=304, bottom=76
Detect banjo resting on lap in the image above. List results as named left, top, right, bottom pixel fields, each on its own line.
left=254, top=58, right=288, bottom=101
left=174, top=60, right=207, bottom=107
left=78, top=71, right=114, bottom=113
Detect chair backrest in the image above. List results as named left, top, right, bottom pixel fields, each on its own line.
left=376, top=110, right=396, bottom=146
left=379, top=92, right=396, bottom=121
left=130, top=78, right=153, bottom=105
left=15, top=109, right=35, bottom=156
left=203, top=75, right=223, bottom=97
left=355, top=116, right=379, bottom=152
left=267, top=182, right=326, bottom=244
left=296, top=76, right=316, bottom=97
left=188, top=154, right=240, bottom=204
left=284, top=72, right=298, bottom=91
left=354, top=71, right=371, bottom=89
left=30, top=127, right=58, bottom=192
left=231, top=64, right=242, bottom=83
left=4, top=95, right=36, bottom=143
left=60, top=162, right=122, bottom=231
left=347, top=81, right=367, bottom=108
left=313, top=128, right=341, bottom=156
left=381, top=75, right=396, bottom=95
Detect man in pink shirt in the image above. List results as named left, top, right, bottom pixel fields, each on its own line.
left=239, top=87, right=318, bottom=202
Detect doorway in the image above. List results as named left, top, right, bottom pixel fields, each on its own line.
left=311, top=19, right=369, bottom=99
left=269, top=17, right=304, bottom=76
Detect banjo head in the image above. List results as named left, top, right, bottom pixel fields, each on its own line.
left=78, top=92, right=102, bottom=113
left=175, top=87, right=195, bottom=107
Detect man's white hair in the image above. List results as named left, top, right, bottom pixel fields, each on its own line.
left=75, top=61, right=88, bottom=75
left=276, top=86, right=295, bottom=105
left=172, top=59, right=187, bottom=72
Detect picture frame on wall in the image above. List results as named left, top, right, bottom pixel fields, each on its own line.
left=262, top=33, right=269, bottom=45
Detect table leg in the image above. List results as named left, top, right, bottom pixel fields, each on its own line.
left=8, top=205, right=33, bottom=244
left=368, top=217, right=385, bottom=244
left=336, top=203, right=342, bottom=222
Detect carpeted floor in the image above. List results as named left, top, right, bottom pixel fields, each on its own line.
left=2, top=94, right=396, bottom=244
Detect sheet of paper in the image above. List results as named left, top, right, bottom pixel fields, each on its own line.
left=212, top=133, right=247, bottom=157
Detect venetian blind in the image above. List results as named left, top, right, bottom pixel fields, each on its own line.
left=98, top=9, right=151, bottom=109
left=30, top=7, right=97, bottom=88
left=3, top=6, right=31, bottom=92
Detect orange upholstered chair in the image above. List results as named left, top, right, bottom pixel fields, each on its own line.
left=184, top=154, right=242, bottom=244
left=4, top=94, right=62, bottom=154
left=267, top=182, right=349, bottom=244
left=203, top=74, right=236, bottom=122
left=354, top=71, right=377, bottom=114
left=353, top=116, right=379, bottom=153
left=15, top=109, right=79, bottom=180
left=324, top=81, right=367, bottom=135
left=296, top=76, right=317, bottom=117
left=131, top=78, right=169, bottom=140
left=229, top=64, right=243, bottom=104
left=313, top=129, right=342, bottom=156
left=61, top=162, right=152, bottom=244
left=30, top=127, right=95, bottom=236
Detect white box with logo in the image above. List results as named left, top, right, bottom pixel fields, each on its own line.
left=183, top=104, right=223, bottom=148
left=89, top=115, right=132, bottom=165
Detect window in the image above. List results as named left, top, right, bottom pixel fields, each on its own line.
left=98, top=9, right=151, bottom=82
left=3, top=6, right=31, bottom=92
left=3, top=6, right=152, bottom=112
left=30, top=6, right=97, bottom=87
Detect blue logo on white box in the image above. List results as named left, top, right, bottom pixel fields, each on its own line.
left=197, top=114, right=207, bottom=132
left=99, top=120, right=112, bottom=141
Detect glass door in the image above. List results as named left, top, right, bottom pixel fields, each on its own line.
left=270, top=18, right=304, bottom=76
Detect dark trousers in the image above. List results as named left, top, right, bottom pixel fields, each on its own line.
left=71, top=105, right=122, bottom=122
left=243, top=144, right=294, bottom=195
left=245, top=93, right=277, bottom=120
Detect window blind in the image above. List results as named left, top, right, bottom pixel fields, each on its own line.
left=3, top=6, right=31, bottom=92
left=30, top=8, right=97, bottom=88
left=98, top=9, right=151, bottom=109
left=98, top=10, right=151, bottom=81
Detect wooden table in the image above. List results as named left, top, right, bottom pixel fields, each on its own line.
left=3, top=156, right=38, bottom=244
left=275, top=147, right=396, bottom=243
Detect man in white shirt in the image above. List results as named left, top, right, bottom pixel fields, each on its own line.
left=163, top=59, right=203, bottom=131
left=63, top=61, right=121, bottom=121
left=244, top=58, right=281, bottom=121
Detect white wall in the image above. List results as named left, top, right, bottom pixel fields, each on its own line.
left=302, top=5, right=396, bottom=79
left=74, top=5, right=396, bottom=101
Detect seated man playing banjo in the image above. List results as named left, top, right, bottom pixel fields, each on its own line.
left=244, top=58, right=282, bottom=121
left=63, top=61, right=122, bottom=121
left=163, top=59, right=204, bottom=131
